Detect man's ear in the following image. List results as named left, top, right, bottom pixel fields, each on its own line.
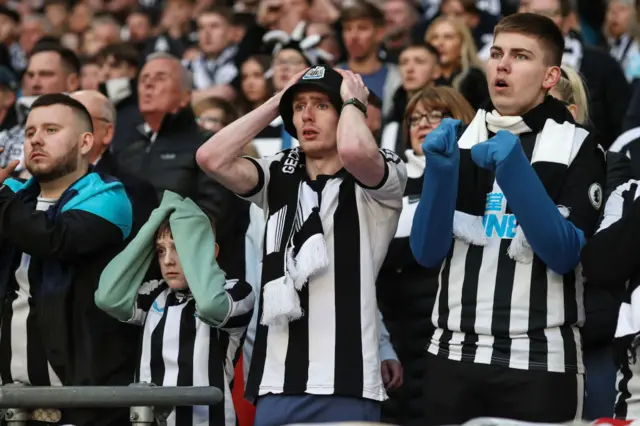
left=67, top=73, right=80, bottom=93
left=80, top=131, right=94, bottom=156
left=214, top=242, right=219, bottom=259
left=542, top=66, right=561, bottom=91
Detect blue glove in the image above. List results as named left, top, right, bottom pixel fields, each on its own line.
left=411, top=118, right=461, bottom=268
left=470, top=130, right=520, bottom=171
left=422, top=118, right=461, bottom=169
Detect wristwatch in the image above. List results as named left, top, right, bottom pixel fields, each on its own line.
left=342, top=98, right=367, bottom=117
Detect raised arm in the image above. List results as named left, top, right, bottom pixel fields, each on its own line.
left=335, top=70, right=386, bottom=188
left=196, top=69, right=308, bottom=195
left=472, top=130, right=605, bottom=275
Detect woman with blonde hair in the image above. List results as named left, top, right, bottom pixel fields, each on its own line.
left=376, top=86, right=475, bottom=425
left=550, top=65, right=590, bottom=125
left=425, top=16, right=489, bottom=109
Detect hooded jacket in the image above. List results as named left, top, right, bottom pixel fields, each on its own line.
left=0, top=172, right=139, bottom=426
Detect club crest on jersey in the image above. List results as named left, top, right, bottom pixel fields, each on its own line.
left=302, top=66, right=325, bottom=80
left=380, top=148, right=401, bottom=164
left=588, top=183, right=603, bottom=210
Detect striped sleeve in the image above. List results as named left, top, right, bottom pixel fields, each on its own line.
left=598, top=180, right=640, bottom=232
left=214, top=279, right=254, bottom=332
left=128, top=280, right=169, bottom=326
left=581, top=179, right=640, bottom=285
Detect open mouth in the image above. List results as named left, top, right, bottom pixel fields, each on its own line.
left=302, top=129, right=318, bottom=138
left=495, top=78, right=509, bottom=89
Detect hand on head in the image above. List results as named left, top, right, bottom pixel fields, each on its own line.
left=334, top=69, right=369, bottom=104
left=275, top=67, right=310, bottom=101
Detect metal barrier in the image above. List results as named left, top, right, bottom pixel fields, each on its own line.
left=0, top=383, right=223, bottom=426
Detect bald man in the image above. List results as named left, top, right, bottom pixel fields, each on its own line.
left=71, top=90, right=158, bottom=237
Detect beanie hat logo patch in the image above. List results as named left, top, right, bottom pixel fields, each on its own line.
left=302, top=66, right=326, bottom=80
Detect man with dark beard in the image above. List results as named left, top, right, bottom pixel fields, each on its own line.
left=0, top=93, right=138, bottom=426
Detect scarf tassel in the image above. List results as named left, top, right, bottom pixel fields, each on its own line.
left=287, top=234, right=329, bottom=290
left=260, top=276, right=303, bottom=327
left=507, top=206, right=571, bottom=264
left=453, top=211, right=488, bottom=246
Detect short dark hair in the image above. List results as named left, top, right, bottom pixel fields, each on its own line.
left=80, top=55, right=98, bottom=67
left=340, top=1, right=385, bottom=27
left=198, top=6, right=233, bottom=24
left=30, top=93, right=94, bottom=133
left=96, top=43, right=140, bottom=69
left=156, top=207, right=217, bottom=241
left=400, top=41, right=441, bottom=64
left=494, top=13, right=565, bottom=66
left=29, top=42, right=81, bottom=75
left=0, top=5, right=20, bottom=24
left=558, top=0, right=575, bottom=17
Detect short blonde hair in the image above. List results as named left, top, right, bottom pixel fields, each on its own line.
left=553, top=65, right=589, bottom=124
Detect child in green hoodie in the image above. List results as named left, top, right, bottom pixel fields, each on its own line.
left=95, top=191, right=254, bottom=426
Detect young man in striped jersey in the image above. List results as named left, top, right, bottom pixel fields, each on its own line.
left=410, top=12, right=606, bottom=425
left=197, top=65, right=407, bottom=425
left=96, top=191, right=255, bottom=426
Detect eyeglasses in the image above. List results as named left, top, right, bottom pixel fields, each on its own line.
left=408, top=111, right=449, bottom=128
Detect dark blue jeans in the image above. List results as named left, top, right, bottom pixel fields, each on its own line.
left=254, top=394, right=381, bottom=426
left=584, top=344, right=617, bottom=420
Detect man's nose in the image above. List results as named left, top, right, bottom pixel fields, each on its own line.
left=302, top=105, right=314, bottom=121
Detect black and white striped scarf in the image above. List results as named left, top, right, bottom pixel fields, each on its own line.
left=563, top=31, right=584, bottom=71
left=186, top=46, right=238, bottom=90
left=454, top=96, right=586, bottom=263
left=603, top=181, right=640, bottom=362
left=260, top=148, right=328, bottom=326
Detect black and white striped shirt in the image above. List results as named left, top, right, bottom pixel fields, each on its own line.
left=0, top=198, right=62, bottom=387
left=128, top=278, right=254, bottom=426
left=241, top=150, right=407, bottom=402
left=428, top=130, right=604, bottom=374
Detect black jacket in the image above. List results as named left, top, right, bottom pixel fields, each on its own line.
left=0, top=173, right=139, bottom=426
left=94, top=150, right=158, bottom=237
left=579, top=45, right=630, bottom=149
left=377, top=154, right=439, bottom=426
left=114, top=107, right=242, bottom=265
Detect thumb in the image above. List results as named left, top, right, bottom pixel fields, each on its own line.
left=381, top=362, right=390, bottom=385
left=471, top=142, right=491, bottom=167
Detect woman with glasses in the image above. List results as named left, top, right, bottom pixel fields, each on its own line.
left=376, top=86, right=475, bottom=425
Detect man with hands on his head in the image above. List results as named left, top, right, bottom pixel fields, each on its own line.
left=410, top=13, right=605, bottom=425
left=197, top=65, right=407, bottom=425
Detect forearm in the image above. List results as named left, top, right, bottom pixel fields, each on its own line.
left=410, top=162, right=457, bottom=268
left=190, top=261, right=231, bottom=327
left=196, top=95, right=279, bottom=172
left=582, top=200, right=640, bottom=284
left=0, top=186, right=123, bottom=260
left=336, top=105, right=385, bottom=186
left=95, top=266, right=146, bottom=322
left=496, top=150, right=584, bottom=274
left=379, top=311, right=398, bottom=361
